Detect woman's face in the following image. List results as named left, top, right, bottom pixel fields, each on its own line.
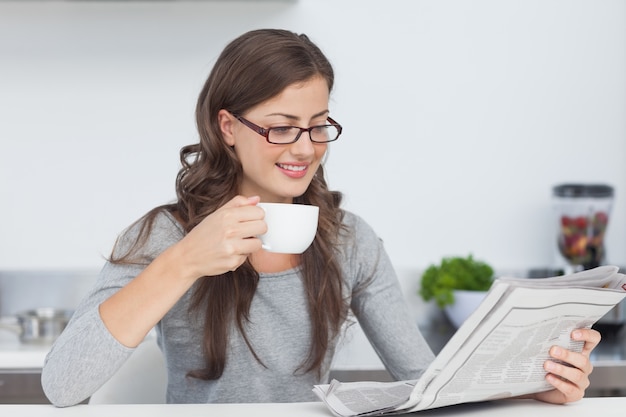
left=219, top=76, right=330, bottom=203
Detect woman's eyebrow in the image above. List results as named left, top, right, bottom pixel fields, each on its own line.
left=265, top=110, right=330, bottom=121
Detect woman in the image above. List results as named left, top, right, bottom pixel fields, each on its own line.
left=41, top=29, right=600, bottom=407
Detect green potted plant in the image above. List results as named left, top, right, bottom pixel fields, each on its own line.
left=419, top=254, right=494, bottom=327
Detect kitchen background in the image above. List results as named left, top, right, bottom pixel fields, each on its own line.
left=0, top=0, right=625, bottom=403
left=1, top=0, right=625, bottom=275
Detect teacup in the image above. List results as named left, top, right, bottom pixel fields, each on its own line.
left=257, top=203, right=319, bottom=254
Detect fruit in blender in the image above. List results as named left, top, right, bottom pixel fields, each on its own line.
left=557, top=211, right=609, bottom=268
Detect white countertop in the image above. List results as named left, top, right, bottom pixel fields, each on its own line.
left=0, top=398, right=626, bottom=417
left=0, top=314, right=387, bottom=371
left=0, top=331, right=50, bottom=370
left=1, top=319, right=625, bottom=372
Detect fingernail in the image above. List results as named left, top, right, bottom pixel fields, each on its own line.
left=573, top=330, right=582, bottom=339
left=552, top=346, right=562, bottom=357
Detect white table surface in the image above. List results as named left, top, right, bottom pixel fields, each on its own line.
left=0, top=331, right=49, bottom=369
left=0, top=398, right=625, bottom=417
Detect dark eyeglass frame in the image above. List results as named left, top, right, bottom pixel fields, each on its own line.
left=232, top=114, right=343, bottom=144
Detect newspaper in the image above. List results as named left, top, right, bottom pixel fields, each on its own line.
left=314, top=265, right=626, bottom=416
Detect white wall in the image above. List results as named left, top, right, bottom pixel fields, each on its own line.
left=1, top=0, right=625, bottom=272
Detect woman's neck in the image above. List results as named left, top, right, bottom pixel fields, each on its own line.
left=249, top=250, right=300, bottom=273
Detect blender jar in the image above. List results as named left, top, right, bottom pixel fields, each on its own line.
left=553, top=184, right=614, bottom=271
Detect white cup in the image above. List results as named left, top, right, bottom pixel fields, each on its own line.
left=257, top=203, right=319, bottom=254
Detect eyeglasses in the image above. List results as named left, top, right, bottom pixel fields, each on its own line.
left=233, top=114, right=343, bottom=144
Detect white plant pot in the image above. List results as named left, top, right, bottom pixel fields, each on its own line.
left=443, top=290, right=488, bottom=328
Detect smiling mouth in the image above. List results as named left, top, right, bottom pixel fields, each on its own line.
left=276, top=163, right=307, bottom=172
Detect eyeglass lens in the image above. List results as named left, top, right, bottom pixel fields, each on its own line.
left=268, top=125, right=340, bottom=144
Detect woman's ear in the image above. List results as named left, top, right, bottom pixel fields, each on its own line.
left=218, top=109, right=236, bottom=146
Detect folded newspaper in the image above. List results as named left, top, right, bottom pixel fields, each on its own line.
left=314, top=265, right=626, bottom=416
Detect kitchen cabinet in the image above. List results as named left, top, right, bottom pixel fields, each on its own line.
left=0, top=331, right=50, bottom=404
left=0, top=371, right=47, bottom=404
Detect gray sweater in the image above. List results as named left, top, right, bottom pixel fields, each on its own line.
left=41, top=210, right=434, bottom=407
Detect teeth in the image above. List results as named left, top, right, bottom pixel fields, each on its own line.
left=278, top=163, right=306, bottom=172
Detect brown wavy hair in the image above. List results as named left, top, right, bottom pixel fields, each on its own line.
left=111, top=29, right=349, bottom=380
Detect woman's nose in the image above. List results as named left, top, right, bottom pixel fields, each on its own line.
left=288, top=132, right=316, bottom=156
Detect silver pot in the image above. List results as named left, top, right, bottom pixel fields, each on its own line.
left=0, top=307, right=74, bottom=344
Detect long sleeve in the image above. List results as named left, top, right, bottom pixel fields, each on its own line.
left=41, top=209, right=434, bottom=406
left=343, top=214, right=435, bottom=381
left=41, top=212, right=183, bottom=407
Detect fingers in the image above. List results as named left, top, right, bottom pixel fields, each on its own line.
left=210, top=196, right=266, bottom=249
left=223, top=195, right=261, bottom=209
left=550, top=346, right=591, bottom=374
left=537, top=327, right=601, bottom=404
left=573, top=328, right=601, bottom=356
left=545, top=345, right=590, bottom=387
left=539, top=357, right=587, bottom=404
left=179, top=195, right=266, bottom=277
left=540, top=372, right=585, bottom=403
left=219, top=196, right=266, bottom=238
left=548, top=328, right=600, bottom=372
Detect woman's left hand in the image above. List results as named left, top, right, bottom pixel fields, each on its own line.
left=530, top=328, right=601, bottom=404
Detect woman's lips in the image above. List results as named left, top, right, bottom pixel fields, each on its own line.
left=276, top=162, right=308, bottom=179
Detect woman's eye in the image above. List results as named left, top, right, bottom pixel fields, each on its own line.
left=272, top=127, right=294, bottom=135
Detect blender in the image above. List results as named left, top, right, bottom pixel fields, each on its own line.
left=552, top=183, right=614, bottom=274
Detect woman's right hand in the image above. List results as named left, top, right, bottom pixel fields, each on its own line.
left=177, top=195, right=266, bottom=279
left=99, top=195, right=266, bottom=348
